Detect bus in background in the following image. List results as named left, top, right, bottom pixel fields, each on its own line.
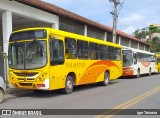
left=122, top=46, right=156, bottom=78
left=8, top=28, right=122, bottom=94
left=155, top=54, right=160, bottom=74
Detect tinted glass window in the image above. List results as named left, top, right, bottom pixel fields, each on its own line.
left=89, top=42, right=99, bottom=60
left=108, top=46, right=115, bottom=60
left=99, top=44, right=107, bottom=60
left=77, top=40, right=88, bottom=59
left=115, top=48, right=121, bottom=60
left=65, top=38, right=77, bottom=59
left=50, top=38, right=64, bottom=65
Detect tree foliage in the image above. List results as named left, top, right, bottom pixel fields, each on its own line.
left=134, top=26, right=160, bottom=53
left=135, top=31, right=150, bottom=39
left=147, top=37, right=160, bottom=52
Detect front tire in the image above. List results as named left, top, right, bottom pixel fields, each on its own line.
left=0, top=89, right=4, bottom=104
left=63, top=75, right=73, bottom=94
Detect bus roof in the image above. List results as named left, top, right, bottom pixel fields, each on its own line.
left=122, top=46, right=154, bottom=55
left=12, top=27, right=122, bottom=48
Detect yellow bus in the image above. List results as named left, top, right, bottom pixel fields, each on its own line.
left=156, top=54, right=160, bottom=73
left=8, top=28, right=122, bottom=93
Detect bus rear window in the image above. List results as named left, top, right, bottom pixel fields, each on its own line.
left=10, top=30, right=47, bottom=41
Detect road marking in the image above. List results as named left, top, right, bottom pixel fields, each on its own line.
left=95, top=86, right=160, bottom=118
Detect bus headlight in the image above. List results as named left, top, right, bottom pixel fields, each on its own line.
left=36, top=74, right=45, bottom=81
left=126, top=67, right=134, bottom=72
left=10, top=75, right=17, bottom=81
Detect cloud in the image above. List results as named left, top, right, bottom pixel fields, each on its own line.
left=119, top=13, right=145, bottom=26
left=122, top=26, right=136, bottom=34
left=43, top=0, right=160, bottom=35
left=118, top=13, right=147, bottom=34
left=43, top=0, right=112, bottom=25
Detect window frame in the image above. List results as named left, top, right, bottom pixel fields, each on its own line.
left=89, top=42, right=99, bottom=60
left=65, top=38, right=77, bottom=59
left=77, top=40, right=89, bottom=59
left=99, top=44, right=108, bottom=60
left=49, top=37, right=65, bottom=66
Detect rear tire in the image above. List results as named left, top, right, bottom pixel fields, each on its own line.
left=63, top=75, right=73, bottom=94
left=149, top=68, right=151, bottom=76
left=99, top=72, right=109, bottom=86
left=158, top=68, right=160, bottom=74
left=0, top=89, right=4, bottom=104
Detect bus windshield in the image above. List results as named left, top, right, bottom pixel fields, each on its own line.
left=8, top=40, right=47, bottom=69
left=123, top=50, right=133, bottom=67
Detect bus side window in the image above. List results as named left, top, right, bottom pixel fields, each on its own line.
left=65, top=38, right=77, bottom=59
left=115, top=48, right=121, bottom=61
left=99, top=44, right=107, bottom=60
left=108, top=46, right=115, bottom=60
left=50, top=38, right=64, bottom=65
left=89, top=42, right=99, bottom=60
left=133, top=53, right=137, bottom=64
left=77, top=40, right=88, bottom=59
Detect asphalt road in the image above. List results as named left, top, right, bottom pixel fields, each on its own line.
left=0, top=74, right=160, bottom=118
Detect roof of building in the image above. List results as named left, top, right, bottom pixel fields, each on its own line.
left=16, top=0, right=149, bottom=46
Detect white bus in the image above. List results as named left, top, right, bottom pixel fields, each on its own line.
left=122, top=46, right=156, bottom=77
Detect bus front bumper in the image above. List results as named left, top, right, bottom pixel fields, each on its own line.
left=9, top=78, right=49, bottom=90
left=122, top=67, right=134, bottom=76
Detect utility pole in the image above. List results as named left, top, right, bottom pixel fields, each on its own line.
left=109, top=0, right=121, bottom=43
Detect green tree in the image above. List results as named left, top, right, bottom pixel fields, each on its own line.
left=134, top=26, right=160, bottom=53
left=135, top=31, right=150, bottom=39
left=147, top=37, right=160, bottom=52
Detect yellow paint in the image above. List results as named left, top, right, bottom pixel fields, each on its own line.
left=155, top=54, right=160, bottom=73
left=9, top=28, right=122, bottom=91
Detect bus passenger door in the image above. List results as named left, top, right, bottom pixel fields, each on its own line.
left=133, top=53, right=137, bottom=65
left=49, top=37, right=65, bottom=90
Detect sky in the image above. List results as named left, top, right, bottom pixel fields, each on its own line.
left=43, top=0, right=160, bottom=35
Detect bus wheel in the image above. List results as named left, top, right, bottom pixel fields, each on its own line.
left=149, top=68, right=151, bottom=76
left=63, top=75, right=73, bottom=94
left=0, top=89, right=4, bottom=104
left=136, top=69, right=140, bottom=78
left=99, top=72, right=109, bottom=86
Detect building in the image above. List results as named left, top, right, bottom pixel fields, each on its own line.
left=133, top=23, right=160, bottom=42
left=0, top=0, right=150, bottom=79
left=150, top=24, right=160, bottom=29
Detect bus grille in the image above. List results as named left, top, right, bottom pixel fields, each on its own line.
left=13, top=72, right=38, bottom=77
left=19, top=83, right=33, bottom=86
left=17, top=78, right=35, bottom=81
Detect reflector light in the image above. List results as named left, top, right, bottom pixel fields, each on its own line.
left=37, top=84, right=45, bottom=87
